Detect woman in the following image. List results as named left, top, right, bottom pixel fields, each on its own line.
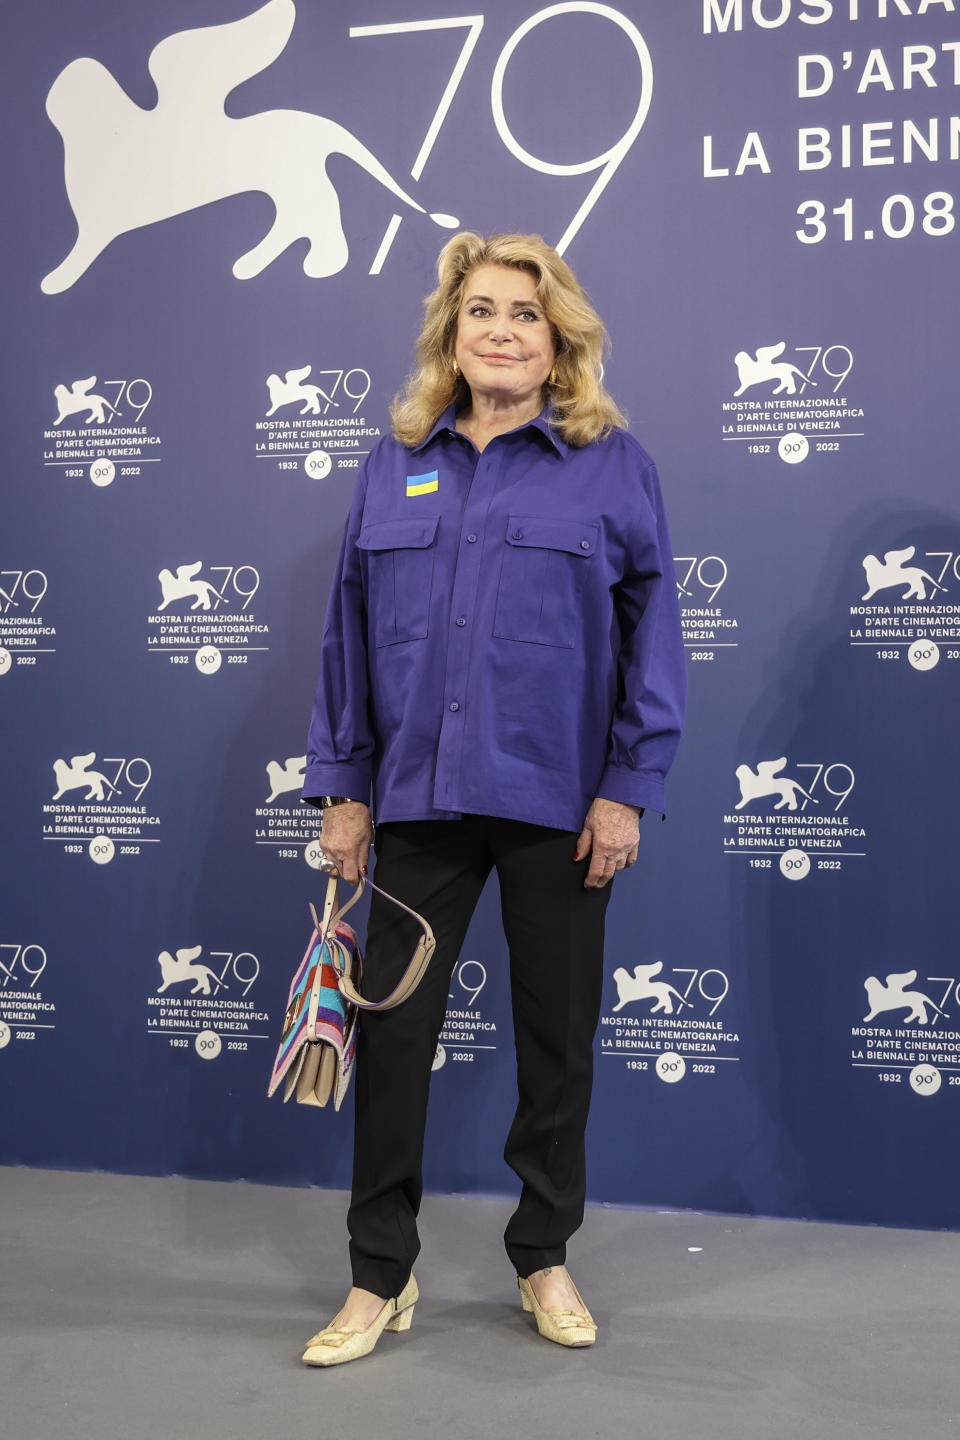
left=301, top=232, right=686, bottom=1364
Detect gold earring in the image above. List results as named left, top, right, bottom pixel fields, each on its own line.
left=452, top=357, right=460, bottom=376
left=548, top=366, right=559, bottom=386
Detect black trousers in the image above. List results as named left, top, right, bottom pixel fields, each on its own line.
left=348, top=815, right=611, bottom=1298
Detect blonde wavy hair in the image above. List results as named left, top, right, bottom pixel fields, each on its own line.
left=391, top=232, right=626, bottom=449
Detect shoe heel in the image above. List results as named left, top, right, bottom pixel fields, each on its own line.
left=386, top=1302, right=415, bottom=1333
left=518, top=1278, right=534, bottom=1314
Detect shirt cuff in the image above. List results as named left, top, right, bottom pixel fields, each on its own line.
left=301, top=762, right=372, bottom=809
left=595, top=765, right=666, bottom=818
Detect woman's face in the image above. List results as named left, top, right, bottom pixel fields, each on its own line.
left=454, top=264, right=556, bottom=409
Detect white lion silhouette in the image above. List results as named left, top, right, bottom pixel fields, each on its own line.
left=863, top=971, right=943, bottom=1026
left=156, top=946, right=223, bottom=995
left=266, top=756, right=306, bottom=804
left=861, top=547, right=942, bottom=602
left=265, top=365, right=339, bottom=416
left=735, top=759, right=817, bottom=812
left=157, top=563, right=224, bottom=612
left=52, top=753, right=119, bottom=801
left=53, top=377, right=117, bottom=425
left=53, top=377, right=117, bottom=420
left=41, top=0, right=457, bottom=294
left=733, top=343, right=814, bottom=397
left=612, top=962, right=686, bottom=1015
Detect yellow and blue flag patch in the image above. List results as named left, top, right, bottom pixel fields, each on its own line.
left=406, top=471, right=438, bottom=497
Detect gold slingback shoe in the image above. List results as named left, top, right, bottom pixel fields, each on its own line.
left=301, top=1274, right=419, bottom=1367
left=517, top=1274, right=597, bottom=1348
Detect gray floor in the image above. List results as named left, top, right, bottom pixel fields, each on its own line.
left=2, top=1167, right=958, bottom=1440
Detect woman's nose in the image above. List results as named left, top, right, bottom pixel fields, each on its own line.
left=488, top=312, right=514, bottom=341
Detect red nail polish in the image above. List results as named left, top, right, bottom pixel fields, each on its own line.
left=573, top=852, right=581, bottom=862
left=362, top=864, right=368, bottom=875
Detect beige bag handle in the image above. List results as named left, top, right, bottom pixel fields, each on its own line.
left=309, top=874, right=436, bottom=1013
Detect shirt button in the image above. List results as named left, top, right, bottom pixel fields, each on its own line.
left=512, top=529, right=523, bottom=540
left=466, top=533, right=477, bottom=544
left=580, top=539, right=591, bottom=551
left=456, top=616, right=467, bottom=627
left=449, top=701, right=460, bottom=712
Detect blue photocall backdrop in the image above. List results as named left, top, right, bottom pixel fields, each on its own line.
left=2, top=0, right=959, bottom=1230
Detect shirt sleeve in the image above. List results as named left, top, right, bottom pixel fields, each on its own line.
left=302, top=464, right=374, bottom=808
left=596, top=454, right=687, bottom=817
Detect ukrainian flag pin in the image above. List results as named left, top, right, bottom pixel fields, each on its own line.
left=406, top=471, right=439, bottom=497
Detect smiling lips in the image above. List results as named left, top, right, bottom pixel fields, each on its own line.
left=480, top=352, right=519, bottom=362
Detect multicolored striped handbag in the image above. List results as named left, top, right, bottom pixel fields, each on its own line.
left=267, top=874, right=435, bottom=1110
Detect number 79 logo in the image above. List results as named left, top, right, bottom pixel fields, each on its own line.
left=352, top=5, right=653, bottom=271
left=0, top=945, right=48, bottom=989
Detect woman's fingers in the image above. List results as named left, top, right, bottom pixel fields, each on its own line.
left=584, top=858, right=606, bottom=889
left=327, top=841, right=371, bottom=885
left=579, top=797, right=642, bottom=887
left=585, top=846, right=638, bottom=888
left=585, top=851, right=618, bottom=889
left=336, top=854, right=359, bottom=884
left=319, top=804, right=374, bottom=885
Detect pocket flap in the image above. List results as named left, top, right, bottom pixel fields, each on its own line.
left=504, top=515, right=598, bottom=557
left=357, top=515, right=440, bottom=552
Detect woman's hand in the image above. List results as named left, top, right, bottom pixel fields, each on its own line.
left=318, top=802, right=374, bottom=884
left=575, top=798, right=642, bottom=890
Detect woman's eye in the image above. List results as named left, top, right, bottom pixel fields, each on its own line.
left=468, top=305, right=490, bottom=317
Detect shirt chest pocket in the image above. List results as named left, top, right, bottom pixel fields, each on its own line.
left=493, top=515, right=599, bottom=649
left=357, top=515, right=440, bottom=647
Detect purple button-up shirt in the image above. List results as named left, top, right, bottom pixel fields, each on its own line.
left=304, top=407, right=686, bottom=832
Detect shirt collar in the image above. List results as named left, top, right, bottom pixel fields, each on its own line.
left=411, top=404, right=569, bottom=457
